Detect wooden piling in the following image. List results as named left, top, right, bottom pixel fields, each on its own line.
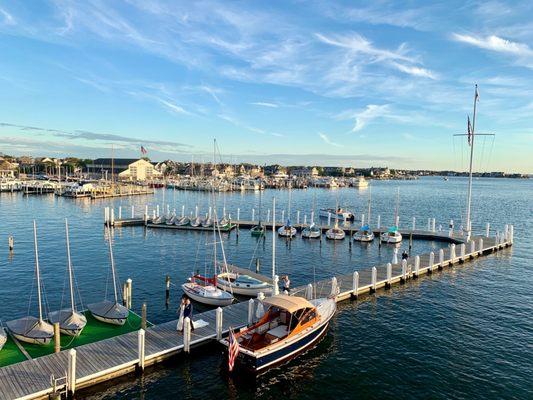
left=54, top=322, right=60, bottom=354
left=183, top=318, right=191, bottom=353
left=352, top=271, right=359, bottom=299
left=141, top=303, right=147, bottom=330
left=386, top=263, right=392, bottom=288
left=67, top=349, right=77, bottom=398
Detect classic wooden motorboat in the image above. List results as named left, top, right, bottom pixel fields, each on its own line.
left=221, top=295, right=336, bottom=373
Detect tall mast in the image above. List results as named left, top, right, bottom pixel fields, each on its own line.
left=212, top=139, right=217, bottom=271
left=465, top=84, right=478, bottom=240
left=33, top=221, right=44, bottom=323
left=367, top=185, right=372, bottom=226
left=65, top=219, right=75, bottom=313
left=272, top=197, right=276, bottom=281
left=394, top=187, right=400, bottom=226
left=107, top=227, right=119, bottom=304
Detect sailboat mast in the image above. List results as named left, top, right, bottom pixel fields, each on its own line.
left=465, top=84, right=478, bottom=240
left=394, top=187, right=400, bottom=226
left=367, top=185, right=372, bottom=225
left=33, top=221, right=44, bottom=323
left=272, top=197, right=276, bottom=281
left=212, top=139, right=217, bottom=272
left=65, top=219, right=75, bottom=313
left=107, top=228, right=119, bottom=304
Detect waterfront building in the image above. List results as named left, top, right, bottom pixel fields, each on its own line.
left=118, top=159, right=162, bottom=181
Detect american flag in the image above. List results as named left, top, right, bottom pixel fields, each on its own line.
left=140, top=146, right=147, bottom=155
left=475, top=85, right=479, bottom=102
left=228, top=328, right=240, bottom=372
left=467, top=116, right=472, bottom=146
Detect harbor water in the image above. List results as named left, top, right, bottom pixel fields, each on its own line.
left=0, top=177, right=531, bottom=399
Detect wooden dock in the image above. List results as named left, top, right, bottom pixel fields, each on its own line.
left=0, top=226, right=513, bottom=400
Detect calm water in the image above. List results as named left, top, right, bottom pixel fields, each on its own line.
left=0, top=177, right=531, bottom=399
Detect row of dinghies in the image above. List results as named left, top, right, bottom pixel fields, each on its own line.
left=152, top=212, right=232, bottom=229
left=0, top=220, right=128, bottom=350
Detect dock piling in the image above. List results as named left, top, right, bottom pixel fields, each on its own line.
left=377, top=215, right=381, bottom=229
left=183, top=318, right=191, bottom=353
left=54, top=322, right=60, bottom=353
left=67, top=349, right=77, bottom=398
left=297, top=210, right=300, bottom=224
left=216, top=307, right=223, bottom=340
left=126, top=278, right=132, bottom=309
left=138, top=329, right=145, bottom=372
left=412, top=217, right=416, bottom=231
left=122, top=283, right=128, bottom=307
left=8, top=235, right=14, bottom=251
left=478, top=238, right=483, bottom=255
left=510, top=225, right=514, bottom=243
left=141, top=303, right=147, bottom=330
left=273, top=275, right=280, bottom=296
left=131, top=205, right=135, bottom=219
left=352, top=271, right=359, bottom=299
left=165, top=275, right=170, bottom=307
left=267, top=209, right=271, bottom=222
left=304, top=215, right=307, bottom=225
left=469, top=240, right=475, bottom=258
left=361, top=214, right=365, bottom=227
left=247, top=299, right=254, bottom=325
left=306, top=283, right=313, bottom=300
left=414, top=255, right=420, bottom=277
left=486, top=223, right=490, bottom=237
left=156, top=205, right=160, bottom=218
left=428, top=251, right=435, bottom=273
left=327, top=212, right=331, bottom=226
left=459, top=244, right=466, bottom=263
left=330, top=277, right=338, bottom=297
left=432, top=218, right=436, bottom=232
left=118, top=206, right=122, bottom=220
left=281, top=210, right=285, bottom=222
left=250, top=208, right=254, bottom=221
left=111, top=208, right=115, bottom=226
left=386, top=263, right=392, bottom=288
left=371, top=267, right=377, bottom=293
left=450, top=244, right=456, bottom=263
left=427, top=218, right=431, bottom=231
left=401, top=259, right=407, bottom=282
left=438, top=249, right=444, bottom=269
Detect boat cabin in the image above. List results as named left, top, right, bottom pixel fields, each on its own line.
left=236, top=295, right=319, bottom=350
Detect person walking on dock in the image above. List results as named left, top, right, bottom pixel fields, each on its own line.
left=183, top=296, right=195, bottom=331
left=401, top=250, right=409, bottom=261
left=282, top=275, right=291, bottom=294
left=177, top=295, right=186, bottom=332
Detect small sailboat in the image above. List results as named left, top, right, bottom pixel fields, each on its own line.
left=220, top=295, right=336, bottom=373
left=318, top=207, right=354, bottom=221
left=182, top=274, right=233, bottom=306
left=354, top=186, right=375, bottom=242
left=380, top=188, right=403, bottom=244
left=152, top=215, right=164, bottom=225
left=6, top=221, right=54, bottom=345
left=325, top=194, right=346, bottom=240
left=0, top=325, right=6, bottom=351
left=251, top=185, right=266, bottom=237
left=202, top=215, right=213, bottom=228
left=302, top=222, right=321, bottom=238
left=190, top=216, right=203, bottom=227
left=87, top=228, right=129, bottom=325
left=175, top=215, right=190, bottom=226
left=278, top=183, right=297, bottom=237
left=166, top=212, right=177, bottom=225
left=48, top=219, right=87, bottom=336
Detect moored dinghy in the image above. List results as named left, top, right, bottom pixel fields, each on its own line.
left=48, top=219, right=87, bottom=336
left=221, top=295, right=336, bottom=373
left=6, top=221, right=54, bottom=345
left=182, top=275, right=233, bottom=306
left=88, top=227, right=129, bottom=326
left=0, top=326, right=6, bottom=351
left=302, top=223, right=321, bottom=238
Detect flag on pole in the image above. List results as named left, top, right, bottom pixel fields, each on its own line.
left=467, top=116, right=472, bottom=146
left=475, top=85, right=479, bottom=101
left=140, top=146, right=147, bottom=155
left=228, top=328, right=240, bottom=372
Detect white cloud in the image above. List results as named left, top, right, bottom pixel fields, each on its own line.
left=0, top=7, right=15, bottom=26
left=157, top=98, right=189, bottom=115
left=452, top=33, right=533, bottom=56
left=251, top=102, right=279, bottom=108
left=351, top=104, right=390, bottom=132
left=390, top=62, right=437, bottom=79
left=318, top=132, right=341, bottom=147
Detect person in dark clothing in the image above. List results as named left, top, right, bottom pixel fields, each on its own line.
left=401, top=250, right=409, bottom=260
left=183, top=296, right=195, bottom=331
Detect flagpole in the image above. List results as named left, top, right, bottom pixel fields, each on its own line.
left=465, top=84, right=478, bottom=240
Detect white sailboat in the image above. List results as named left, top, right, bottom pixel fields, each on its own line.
left=87, top=227, right=129, bottom=325
left=48, top=219, right=87, bottom=336
left=6, top=221, right=54, bottom=345
left=354, top=185, right=375, bottom=242
left=325, top=193, right=346, bottom=240
left=278, top=184, right=297, bottom=237
left=302, top=193, right=321, bottom=238
left=0, top=325, right=6, bottom=351
left=380, top=188, right=402, bottom=244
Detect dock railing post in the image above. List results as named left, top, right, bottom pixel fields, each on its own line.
left=184, top=317, right=191, bottom=353
left=386, top=263, right=392, bottom=288
left=428, top=251, right=435, bottom=273
left=486, top=223, right=490, bottom=238
left=412, top=217, right=416, bottom=231
left=401, top=259, right=407, bottom=282
left=377, top=215, right=381, bottom=230
left=414, top=255, right=420, bottom=277
left=248, top=299, right=254, bottom=325
left=67, top=349, right=77, bottom=398
left=478, top=238, right=483, bottom=255
left=216, top=307, right=223, bottom=340
left=141, top=303, right=147, bottom=330
left=438, top=249, right=444, bottom=269
left=450, top=244, right=456, bottom=263
left=352, top=272, right=359, bottom=299
left=330, top=277, right=338, bottom=298
left=371, top=267, right=377, bottom=293
left=459, top=244, right=466, bottom=263
left=138, top=329, right=145, bottom=372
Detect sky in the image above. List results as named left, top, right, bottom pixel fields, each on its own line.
left=0, top=0, right=532, bottom=173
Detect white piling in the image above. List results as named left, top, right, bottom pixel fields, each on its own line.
left=486, top=223, right=490, bottom=238
left=215, top=307, right=223, bottom=340
left=208, top=207, right=212, bottom=220
left=166, top=204, right=170, bottom=215
left=138, top=329, right=145, bottom=371
left=330, top=277, right=338, bottom=297
left=392, top=247, right=399, bottom=264
left=352, top=271, right=359, bottom=296
left=248, top=299, right=254, bottom=325
left=460, top=243, right=466, bottom=261
left=281, top=210, right=285, bottom=222
left=273, top=275, right=279, bottom=296
left=144, top=205, right=148, bottom=221
left=509, top=225, right=514, bottom=243
left=126, top=278, right=132, bottom=309
left=439, top=249, right=444, bottom=267
left=412, top=217, right=416, bottom=231
left=111, top=208, right=115, bottom=225
left=156, top=205, right=160, bottom=218
left=431, top=218, right=435, bottom=232
left=297, top=210, right=300, bottom=225
left=450, top=244, right=456, bottom=262
left=104, top=207, right=109, bottom=224
left=195, top=205, right=198, bottom=218
left=427, top=218, right=431, bottom=231
left=449, top=219, right=454, bottom=237
left=328, top=212, right=331, bottom=226
left=414, top=255, right=420, bottom=276
left=152, top=210, right=156, bottom=220
left=306, top=283, right=314, bottom=300
left=470, top=240, right=475, bottom=256
left=251, top=208, right=255, bottom=221
left=478, top=238, right=483, bottom=255
left=361, top=214, right=365, bottom=227
left=67, top=349, right=77, bottom=396
left=377, top=215, right=381, bottom=229
left=371, top=267, right=377, bottom=291
left=386, top=263, right=392, bottom=286
left=267, top=209, right=271, bottom=222
left=401, top=259, right=407, bottom=281
left=429, top=251, right=435, bottom=270
left=181, top=205, right=185, bottom=218
left=131, top=205, right=135, bottom=219
left=118, top=206, right=122, bottom=220
left=304, top=215, right=307, bottom=225
left=183, top=317, right=191, bottom=353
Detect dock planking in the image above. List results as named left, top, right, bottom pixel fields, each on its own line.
left=0, top=230, right=513, bottom=400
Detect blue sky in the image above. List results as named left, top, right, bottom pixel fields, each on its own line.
left=0, top=0, right=532, bottom=172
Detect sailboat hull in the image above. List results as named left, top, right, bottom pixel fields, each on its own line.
left=92, top=314, right=127, bottom=326
left=353, top=232, right=375, bottom=242
left=11, top=332, right=52, bottom=345
left=380, top=232, right=403, bottom=243
left=182, top=283, right=234, bottom=306
left=48, top=309, right=87, bottom=337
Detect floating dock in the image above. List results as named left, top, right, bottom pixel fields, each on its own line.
left=0, top=226, right=514, bottom=400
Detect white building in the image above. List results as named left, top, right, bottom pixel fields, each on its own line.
left=118, top=159, right=162, bottom=181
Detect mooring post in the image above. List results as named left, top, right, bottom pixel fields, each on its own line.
left=330, top=277, right=338, bottom=298
left=152, top=210, right=156, bottom=221
left=412, top=217, right=416, bottom=231
left=509, top=225, right=514, bottom=244
left=8, top=235, right=14, bottom=251
left=54, top=322, right=60, bottom=354
left=428, top=251, right=435, bottom=273
left=216, top=307, right=223, bottom=340
left=361, top=213, right=365, bottom=227
left=304, top=215, right=307, bottom=225
left=352, top=271, right=359, bottom=298
left=104, top=207, right=109, bottom=224
left=306, top=283, right=314, bottom=300
left=296, top=210, right=300, bottom=225
left=386, top=263, right=392, bottom=288
left=138, top=329, right=145, bottom=372
left=281, top=210, right=285, bottom=222
left=432, top=218, right=436, bottom=232
left=327, top=212, right=331, bottom=226
left=414, top=255, right=420, bottom=277
left=144, top=205, right=148, bottom=224
left=181, top=205, right=185, bottom=218
left=469, top=240, right=476, bottom=258
left=377, top=215, right=381, bottom=230
left=255, top=258, right=260, bottom=273
left=273, top=275, right=280, bottom=296
left=165, top=275, right=170, bottom=307
left=267, top=209, right=271, bottom=222
left=459, top=243, right=466, bottom=263
left=126, top=278, right=132, bottom=309
left=427, top=218, right=431, bottom=231
left=450, top=244, right=456, bottom=263
left=250, top=208, right=254, bottom=221
left=248, top=299, right=254, bottom=325
left=67, top=349, right=77, bottom=398
left=438, top=249, right=444, bottom=269
left=156, top=205, right=160, bottom=218
left=141, top=303, right=147, bottom=330
left=208, top=206, right=212, bottom=220
left=184, top=317, right=191, bottom=353
left=111, top=208, right=115, bottom=226
left=478, top=238, right=484, bottom=255
left=486, top=223, right=490, bottom=238
left=118, top=206, right=122, bottom=220
left=448, top=219, right=453, bottom=237
left=371, top=267, right=377, bottom=293
left=122, top=282, right=128, bottom=307
left=401, top=259, right=407, bottom=282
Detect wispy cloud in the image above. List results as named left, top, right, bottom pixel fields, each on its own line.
left=251, top=101, right=279, bottom=108
left=218, top=114, right=282, bottom=137
left=335, top=104, right=391, bottom=132
left=156, top=98, right=190, bottom=115
left=0, top=7, right=15, bottom=26
left=318, top=132, right=341, bottom=147
left=390, top=62, right=437, bottom=79
left=452, top=33, right=533, bottom=57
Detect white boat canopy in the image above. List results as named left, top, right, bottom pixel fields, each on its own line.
left=263, top=295, right=315, bottom=313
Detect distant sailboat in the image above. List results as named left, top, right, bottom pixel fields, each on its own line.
left=48, top=219, right=87, bottom=336
left=278, top=183, right=297, bottom=237
left=251, top=182, right=266, bottom=237
left=325, top=192, right=346, bottom=240
left=354, top=185, right=375, bottom=242
left=302, top=193, right=321, bottom=238
left=6, top=221, right=54, bottom=345
left=87, top=227, right=129, bottom=325
left=380, top=188, right=402, bottom=244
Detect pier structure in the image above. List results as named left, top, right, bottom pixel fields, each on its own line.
left=0, top=223, right=514, bottom=400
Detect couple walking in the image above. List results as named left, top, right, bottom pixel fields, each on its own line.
left=177, top=294, right=195, bottom=332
